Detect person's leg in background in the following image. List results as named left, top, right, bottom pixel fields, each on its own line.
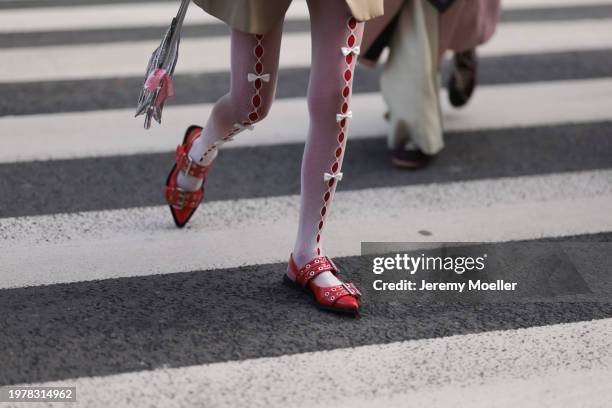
left=447, top=48, right=477, bottom=108
left=380, top=0, right=444, bottom=170
left=290, top=0, right=364, bottom=290
left=441, top=0, right=502, bottom=108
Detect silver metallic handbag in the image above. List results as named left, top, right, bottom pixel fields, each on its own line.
left=135, top=0, right=190, bottom=129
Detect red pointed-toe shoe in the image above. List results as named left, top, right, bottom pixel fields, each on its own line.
left=165, top=125, right=212, bottom=228
left=286, top=254, right=362, bottom=315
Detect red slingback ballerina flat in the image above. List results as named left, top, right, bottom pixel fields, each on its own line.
left=286, top=254, right=362, bottom=315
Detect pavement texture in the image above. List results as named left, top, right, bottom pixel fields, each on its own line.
left=1, top=1, right=612, bottom=406
left=3, top=49, right=612, bottom=115
left=1, top=121, right=611, bottom=218
left=1, top=233, right=611, bottom=386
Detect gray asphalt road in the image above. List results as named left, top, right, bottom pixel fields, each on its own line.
left=1, top=232, right=611, bottom=386
left=1, top=121, right=611, bottom=218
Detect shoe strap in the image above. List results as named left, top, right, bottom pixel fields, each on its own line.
left=296, top=256, right=337, bottom=288
left=175, top=144, right=211, bottom=179
left=311, top=282, right=362, bottom=307
left=165, top=186, right=203, bottom=209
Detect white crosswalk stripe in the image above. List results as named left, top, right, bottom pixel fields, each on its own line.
left=2, top=0, right=609, bottom=33
left=2, top=19, right=612, bottom=82
left=504, top=0, right=612, bottom=8
left=1, top=0, right=611, bottom=406
left=0, top=2, right=310, bottom=33
left=20, top=318, right=612, bottom=408
left=2, top=78, right=612, bottom=163
left=2, top=169, right=610, bottom=289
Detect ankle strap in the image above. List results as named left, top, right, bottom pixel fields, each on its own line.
left=296, top=256, right=337, bottom=288
left=175, top=144, right=211, bottom=178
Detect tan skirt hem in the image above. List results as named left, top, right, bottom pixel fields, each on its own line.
left=192, top=0, right=384, bottom=35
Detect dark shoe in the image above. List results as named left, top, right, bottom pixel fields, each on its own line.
left=448, top=49, right=477, bottom=108
left=391, top=143, right=433, bottom=170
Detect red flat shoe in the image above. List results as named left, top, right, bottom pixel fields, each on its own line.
left=165, top=125, right=212, bottom=228
left=286, top=254, right=362, bottom=315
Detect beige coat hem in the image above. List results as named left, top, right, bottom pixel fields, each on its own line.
left=192, top=0, right=384, bottom=35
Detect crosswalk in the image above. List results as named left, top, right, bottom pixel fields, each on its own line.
left=4, top=19, right=612, bottom=82
left=1, top=0, right=611, bottom=407
left=27, top=318, right=612, bottom=407
left=3, top=169, right=612, bottom=288
left=3, top=79, right=612, bottom=162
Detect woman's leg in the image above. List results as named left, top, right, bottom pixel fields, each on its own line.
left=177, top=20, right=284, bottom=191
left=292, top=0, right=364, bottom=285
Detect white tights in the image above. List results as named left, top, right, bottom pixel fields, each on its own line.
left=179, top=0, right=364, bottom=285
